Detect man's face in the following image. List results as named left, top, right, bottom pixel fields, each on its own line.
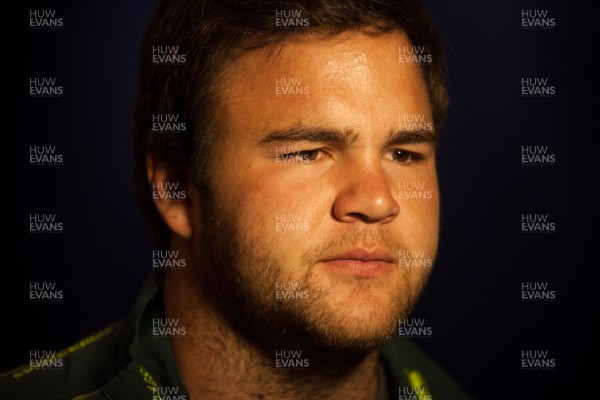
left=195, top=31, right=438, bottom=351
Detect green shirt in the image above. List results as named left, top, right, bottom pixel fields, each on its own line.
left=0, top=272, right=473, bottom=399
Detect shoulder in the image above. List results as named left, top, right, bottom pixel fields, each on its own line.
left=0, top=321, right=133, bottom=400
left=380, top=336, right=474, bottom=400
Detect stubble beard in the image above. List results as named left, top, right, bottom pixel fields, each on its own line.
left=196, top=201, right=431, bottom=375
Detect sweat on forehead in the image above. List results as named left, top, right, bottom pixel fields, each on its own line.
left=213, top=32, right=433, bottom=143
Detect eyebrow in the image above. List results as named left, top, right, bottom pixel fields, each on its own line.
left=383, top=128, right=437, bottom=147
left=260, top=125, right=436, bottom=146
left=260, top=126, right=359, bottom=145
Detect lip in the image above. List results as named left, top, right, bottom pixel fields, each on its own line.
left=319, top=248, right=396, bottom=278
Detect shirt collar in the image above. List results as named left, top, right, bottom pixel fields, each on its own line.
left=117, top=270, right=188, bottom=398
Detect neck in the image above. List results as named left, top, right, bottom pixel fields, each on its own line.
left=163, top=242, right=381, bottom=400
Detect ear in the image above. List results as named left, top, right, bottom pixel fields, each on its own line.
left=146, top=154, right=193, bottom=239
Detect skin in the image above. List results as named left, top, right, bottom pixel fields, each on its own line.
left=149, top=30, right=439, bottom=400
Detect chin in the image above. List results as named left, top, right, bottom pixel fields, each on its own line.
left=301, top=289, right=403, bottom=351
left=310, top=316, right=397, bottom=352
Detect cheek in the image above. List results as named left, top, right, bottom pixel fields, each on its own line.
left=404, top=198, right=439, bottom=247
left=217, top=167, right=332, bottom=246
left=222, top=170, right=335, bottom=284
left=394, top=174, right=440, bottom=254
left=253, top=159, right=335, bottom=211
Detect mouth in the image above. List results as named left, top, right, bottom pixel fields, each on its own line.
left=318, top=248, right=396, bottom=278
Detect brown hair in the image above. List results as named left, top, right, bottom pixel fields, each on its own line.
left=135, top=0, right=448, bottom=245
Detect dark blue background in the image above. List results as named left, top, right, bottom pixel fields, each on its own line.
left=11, top=1, right=599, bottom=398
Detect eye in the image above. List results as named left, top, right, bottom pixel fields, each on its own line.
left=389, top=149, right=422, bottom=164
left=278, top=149, right=324, bottom=163
left=299, top=149, right=321, bottom=161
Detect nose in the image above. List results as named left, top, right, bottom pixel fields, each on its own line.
left=332, top=161, right=399, bottom=224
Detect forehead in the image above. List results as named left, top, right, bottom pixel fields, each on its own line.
left=217, top=31, right=432, bottom=136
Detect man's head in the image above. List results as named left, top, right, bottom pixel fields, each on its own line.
left=136, top=0, right=446, bottom=358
